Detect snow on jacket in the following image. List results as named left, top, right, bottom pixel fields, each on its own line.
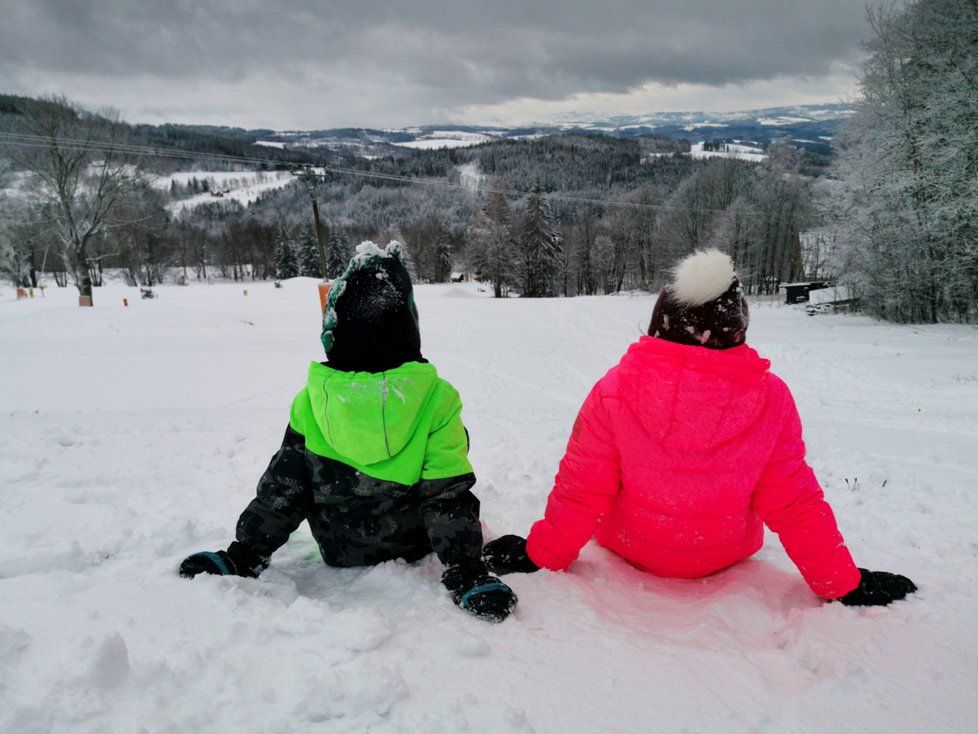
left=525, top=336, right=862, bottom=599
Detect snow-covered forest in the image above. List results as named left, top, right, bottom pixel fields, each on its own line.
left=3, top=0, right=972, bottom=323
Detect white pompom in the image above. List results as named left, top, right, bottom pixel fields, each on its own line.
left=669, top=249, right=737, bottom=306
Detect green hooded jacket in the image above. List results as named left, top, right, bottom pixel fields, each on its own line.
left=289, top=361, right=473, bottom=486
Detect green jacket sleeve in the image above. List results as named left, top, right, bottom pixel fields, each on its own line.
left=416, top=381, right=481, bottom=566
left=421, top=383, right=474, bottom=480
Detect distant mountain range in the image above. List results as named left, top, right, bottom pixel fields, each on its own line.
left=0, top=94, right=853, bottom=171
left=257, top=104, right=854, bottom=157
left=543, top=103, right=853, bottom=129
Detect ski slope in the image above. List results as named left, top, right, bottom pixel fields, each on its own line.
left=689, top=141, right=767, bottom=162
left=151, top=170, right=296, bottom=214
left=1, top=281, right=977, bottom=733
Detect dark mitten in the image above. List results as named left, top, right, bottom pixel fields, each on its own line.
left=179, top=541, right=267, bottom=579
left=838, top=568, right=917, bottom=607
left=442, top=559, right=518, bottom=623
left=483, top=534, right=539, bottom=575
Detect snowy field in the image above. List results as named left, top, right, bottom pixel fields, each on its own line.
left=150, top=170, right=297, bottom=214
left=1, top=281, right=977, bottom=733
left=689, top=142, right=767, bottom=162
left=393, top=131, right=497, bottom=150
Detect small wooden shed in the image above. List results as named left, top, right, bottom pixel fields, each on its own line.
left=779, top=281, right=832, bottom=304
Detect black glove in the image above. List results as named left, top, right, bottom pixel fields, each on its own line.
left=838, top=568, right=917, bottom=607
left=483, top=534, right=540, bottom=575
left=442, top=560, right=518, bottom=623
left=179, top=541, right=267, bottom=579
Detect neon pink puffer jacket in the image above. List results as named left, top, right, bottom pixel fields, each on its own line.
left=526, top=336, right=861, bottom=599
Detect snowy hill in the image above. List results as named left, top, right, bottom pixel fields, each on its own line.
left=151, top=170, right=299, bottom=213
left=1, top=281, right=976, bottom=732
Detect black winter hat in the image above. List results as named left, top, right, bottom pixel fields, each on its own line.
left=648, top=249, right=749, bottom=350
left=321, top=241, right=422, bottom=373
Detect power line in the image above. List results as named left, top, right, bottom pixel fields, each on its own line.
left=0, top=131, right=732, bottom=215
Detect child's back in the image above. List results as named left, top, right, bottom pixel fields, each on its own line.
left=181, top=242, right=516, bottom=622
left=486, top=250, right=915, bottom=609
left=241, top=359, right=476, bottom=568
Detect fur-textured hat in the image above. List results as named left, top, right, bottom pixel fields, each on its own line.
left=322, top=241, right=422, bottom=372
left=648, top=249, right=749, bottom=350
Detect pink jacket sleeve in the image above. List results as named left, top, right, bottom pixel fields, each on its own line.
left=752, top=383, right=861, bottom=599
left=526, top=382, right=621, bottom=571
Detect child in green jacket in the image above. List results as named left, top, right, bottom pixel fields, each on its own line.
left=180, top=242, right=516, bottom=622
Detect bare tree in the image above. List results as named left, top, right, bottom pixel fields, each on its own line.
left=11, top=97, right=146, bottom=305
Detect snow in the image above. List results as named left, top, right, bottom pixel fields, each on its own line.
left=2, top=281, right=977, bottom=733
left=456, top=161, right=484, bottom=193
left=393, top=131, right=495, bottom=150
left=757, top=116, right=812, bottom=126
left=808, top=286, right=854, bottom=306
left=351, top=239, right=403, bottom=265
left=689, top=141, right=767, bottom=162
left=680, top=122, right=728, bottom=131
left=153, top=170, right=297, bottom=214
left=254, top=141, right=287, bottom=149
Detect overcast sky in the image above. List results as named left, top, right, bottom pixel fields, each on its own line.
left=0, top=0, right=869, bottom=129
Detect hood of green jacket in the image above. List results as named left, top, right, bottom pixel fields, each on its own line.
left=306, top=361, right=439, bottom=466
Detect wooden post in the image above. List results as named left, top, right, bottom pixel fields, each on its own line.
left=293, top=169, right=329, bottom=280
left=16, top=288, right=27, bottom=299
left=79, top=295, right=93, bottom=307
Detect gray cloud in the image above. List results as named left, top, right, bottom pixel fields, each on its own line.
left=0, top=0, right=869, bottom=127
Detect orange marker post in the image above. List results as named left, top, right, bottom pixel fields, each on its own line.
left=318, top=282, right=333, bottom=314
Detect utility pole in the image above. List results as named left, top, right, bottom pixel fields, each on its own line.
left=293, top=168, right=328, bottom=280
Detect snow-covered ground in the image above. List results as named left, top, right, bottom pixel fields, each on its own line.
left=757, top=116, right=812, bottom=126
left=393, top=131, right=496, bottom=150
left=151, top=170, right=297, bottom=214
left=1, top=281, right=977, bottom=733
left=688, top=141, right=767, bottom=162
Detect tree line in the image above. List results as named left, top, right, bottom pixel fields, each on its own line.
left=0, top=107, right=816, bottom=306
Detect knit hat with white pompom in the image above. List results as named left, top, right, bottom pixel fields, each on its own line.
left=647, top=249, right=749, bottom=350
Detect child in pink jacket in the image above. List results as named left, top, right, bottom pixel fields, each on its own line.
left=484, top=250, right=916, bottom=606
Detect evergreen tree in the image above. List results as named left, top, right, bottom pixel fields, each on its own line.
left=469, top=188, right=517, bottom=298
left=274, top=227, right=298, bottom=279
left=296, top=224, right=321, bottom=278
left=435, top=237, right=453, bottom=283
left=519, top=185, right=562, bottom=297
left=325, top=228, right=351, bottom=279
